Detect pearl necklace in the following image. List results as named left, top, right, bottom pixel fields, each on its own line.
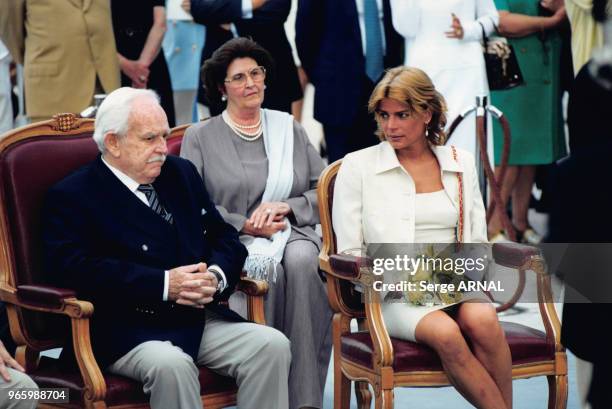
left=222, top=110, right=263, bottom=141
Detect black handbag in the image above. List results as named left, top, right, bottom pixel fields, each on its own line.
left=479, top=21, right=525, bottom=91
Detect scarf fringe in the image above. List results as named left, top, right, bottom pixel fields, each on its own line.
left=244, top=254, right=279, bottom=282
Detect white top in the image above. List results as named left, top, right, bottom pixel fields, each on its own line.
left=414, top=190, right=457, bottom=243
left=333, top=142, right=488, bottom=253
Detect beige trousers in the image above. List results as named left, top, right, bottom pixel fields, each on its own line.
left=0, top=368, right=38, bottom=409
left=108, top=311, right=291, bottom=409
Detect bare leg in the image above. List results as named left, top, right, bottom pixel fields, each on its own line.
left=511, top=165, right=536, bottom=231
left=457, top=303, right=513, bottom=409
left=415, top=310, right=508, bottom=409
left=488, top=165, right=518, bottom=237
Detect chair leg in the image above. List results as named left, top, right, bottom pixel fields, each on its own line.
left=334, top=363, right=351, bottom=409
left=355, top=381, right=372, bottom=409
left=547, top=375, right=568, bottom=409
left=374, top=388, right=394, bottom=409
left=333, top=313, right=351, bottom=409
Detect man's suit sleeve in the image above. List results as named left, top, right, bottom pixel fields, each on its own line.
left=249, top=0, right=291, bottom=24
left=42, top=188, right=165, bottom=304
left=187, top=162, right=247, bottom=295
left=190, top=0, right=243, bottom=25
left=0, top=0, right=25, bottom=65
left=295, top=0, right=325, bottom=76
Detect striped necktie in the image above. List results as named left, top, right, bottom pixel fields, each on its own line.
left=137, top=184, right=173, bottom=224
left=364, top=0, right=384, bottom=82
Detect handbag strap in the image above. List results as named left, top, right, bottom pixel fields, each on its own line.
left=451, top=146, right=464, bottom=244
left=478, top=17, right=499, bottom=46
left=478, top=21, right=489, bottom=47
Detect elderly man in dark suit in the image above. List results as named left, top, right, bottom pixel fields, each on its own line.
left=296, top=0, right=403, bottom=162
left=42, top=87, right=290, bottom=409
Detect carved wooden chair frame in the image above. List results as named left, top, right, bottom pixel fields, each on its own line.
left=317, top=159, right=568, bottom=409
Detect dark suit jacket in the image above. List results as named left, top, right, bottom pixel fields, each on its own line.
left=296, top=0, right=403, bottom=127
left=191, top=0, right=302, bottom=113
left=42, top=156, right=247, bottom=367
left=0, top=302, right=16, bottom=355
left=547, top=63, right=612, bottom=408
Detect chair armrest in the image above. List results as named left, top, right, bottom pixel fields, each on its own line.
left=1, top=284, right=105, bottom=400
left=236, top=276, right=268, bottom=296
left=492, top=243, right=540, bottom=269
left=329, top=254, right=373, bottom=281
left=235, top=276, right=268, bottom=325
left=328, top=255, right=394, bottom=367
left=17, top=285, right=76, bottom=309
left=0, top=284, right=92, bottom=319
left=493, top=243, right=563, bottom=352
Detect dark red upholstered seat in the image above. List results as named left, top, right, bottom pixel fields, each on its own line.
left=31, top=357, right=236, bottom=406
left=341, top=322, right=554, bottom=372
left=166, top=134, right=183, bottom=156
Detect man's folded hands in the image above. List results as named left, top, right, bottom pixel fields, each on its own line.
left=168, top=262, right=218, bottom=308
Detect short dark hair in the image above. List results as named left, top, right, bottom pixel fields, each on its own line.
left=201, top=37, right=274, bottom=105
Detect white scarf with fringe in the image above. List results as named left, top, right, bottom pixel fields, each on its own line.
left=243, top=109, right=294, bottom=282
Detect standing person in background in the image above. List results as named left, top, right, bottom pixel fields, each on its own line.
left=487, top=0, right=567, bottom=243
left=0, top=0, right=120, bottom=122
left=565, top=0, right=612, bottom=74
left=190, top=0, right=302, bottom=116
left=0, top=40, right=12, bottom=134
left=112, top=0, right=176, bottom=127
left=296, top=0, right=403, bottom=162
left=390, top=0, right=498, bottom=164
left=163, top=0, right=206, bottom=125
left=548, top=60, right=612, bottom=409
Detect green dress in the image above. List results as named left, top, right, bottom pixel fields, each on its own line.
left=492, top=0, right=567, bottom=165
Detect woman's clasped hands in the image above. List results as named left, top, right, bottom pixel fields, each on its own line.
left=243, top=202, right=291, bottom=238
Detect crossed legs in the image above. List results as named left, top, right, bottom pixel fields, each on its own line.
left=415, top=303, right=512, bottom=409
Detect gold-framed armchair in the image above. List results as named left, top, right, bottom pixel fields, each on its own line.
left=317, top=160, right=568, bottom=409
left=0, top=114, right=267, bottom=408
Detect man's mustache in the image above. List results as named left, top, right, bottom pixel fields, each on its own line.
left=147, top=154, right=167, bottom=164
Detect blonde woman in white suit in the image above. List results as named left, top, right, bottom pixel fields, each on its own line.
left=333, top=67, right=512, bottom=409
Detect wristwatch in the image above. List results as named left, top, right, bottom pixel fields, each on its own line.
left=208, top=268, right=224, bottom=293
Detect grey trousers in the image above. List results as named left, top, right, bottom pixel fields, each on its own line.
left=265, top=239, right=334, bottom=409
left=108, top=312, right=291, bottom=409
left=0, top=368, right=38, bottom=409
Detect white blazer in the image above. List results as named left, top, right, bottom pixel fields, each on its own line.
left=333, top=141, right=488, bottom=254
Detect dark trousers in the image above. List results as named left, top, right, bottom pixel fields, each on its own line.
left=322, top=78, right=379, bottom=163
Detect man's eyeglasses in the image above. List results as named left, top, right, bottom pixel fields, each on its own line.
left=224, top=66, right=267, bottom=86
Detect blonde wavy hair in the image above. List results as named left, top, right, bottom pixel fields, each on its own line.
left=368, top=66, right=448, bottom=146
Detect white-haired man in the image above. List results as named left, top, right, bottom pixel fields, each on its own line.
left=42, top=87, right=290, bottom=409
